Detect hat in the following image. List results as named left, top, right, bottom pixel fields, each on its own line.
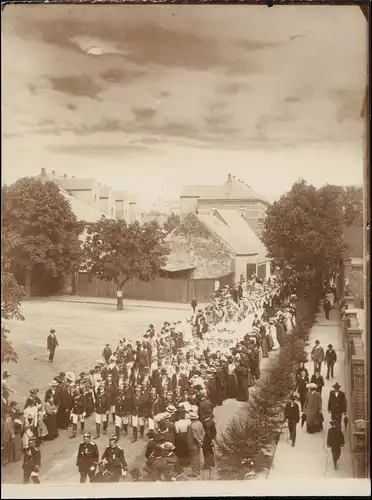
left=209, top=367, right=217, bottom=373
left=306, top=383, right=317, bottom=389
left=105, top=343, right=110, bottom=346
left=315, top=340, right=320, bottom=344
left=166, top=405, right=176, bottom=414
left=30, top=388, right=38, bottom=394
left=9, top=401, right=18, bottom=407
left=83, top=432, right=91, bottom=438
left=189, top=411, right=199, bottom=420
left=50, top=329, right=56, bottom=334
left=327, top=344, right=333, bottom=349
left=161, top=441, right=175, bottom=451
left=109, top=434, right=118, bottom=442
left=333, top=382, right=341, bottom=390
left=147, top=430, right=155, bottom=439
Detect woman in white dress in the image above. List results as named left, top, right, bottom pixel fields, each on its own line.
left=268, top=319, right=280, bottom=350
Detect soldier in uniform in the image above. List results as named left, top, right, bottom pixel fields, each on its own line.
left=115, top=385, right=130, bottom=440
left=22, top=436, right=41, bottom=484
left=102, top=344, right=112, bottom=365
left=70, top=386, right=86, bottom=438
left=100, top=435, right=128, bottom=482
left=76, top=432, right=99, bottom=483
left=105, top=374, right=118, bottom=426
left=94, top=382, right=109, bottom=439
left=130, top=385, right=141, bottom=443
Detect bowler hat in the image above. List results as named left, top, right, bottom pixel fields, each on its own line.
left=327, top=344, right=333, bottom=349
left=50, top=329, right=56, bottom=334
left=333, top=382, right=341, bottom=390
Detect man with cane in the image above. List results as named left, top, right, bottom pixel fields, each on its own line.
left=284, top=394, right=300, bottom=447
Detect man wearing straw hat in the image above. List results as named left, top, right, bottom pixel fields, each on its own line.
left=187, top=411, right=205, bottom=478
left=46, top=329, right=58, bottom=363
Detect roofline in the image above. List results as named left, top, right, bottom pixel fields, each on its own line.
left=198, top=198, right=270, bottom=205
left=197, top=216, right=236, bottom=255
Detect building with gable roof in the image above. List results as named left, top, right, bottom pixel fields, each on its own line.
left=180, top=173, right=270, bottom=237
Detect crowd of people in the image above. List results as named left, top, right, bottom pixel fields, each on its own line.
left=2, top=274, right=298, bottom=483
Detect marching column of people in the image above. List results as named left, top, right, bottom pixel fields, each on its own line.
left=2, top=275, right=294, bottom=482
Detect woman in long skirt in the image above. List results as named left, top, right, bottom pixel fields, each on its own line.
left=174, top=410, right=191, bottom=467
left=44, top=395, right=59, bottom=441
left=12, top=412, right=24, bottom=462
left=304, top=384, right=323, bottom=433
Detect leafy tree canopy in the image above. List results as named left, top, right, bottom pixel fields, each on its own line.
left=1, top=271, right=25, bottom=363
left=261, top=180, right=346, bottom=294
left=82, top=218, right=170, bottom=289
left=2, top=178, right=84, bottom=294
left=163, top=212, right=181, bottom=234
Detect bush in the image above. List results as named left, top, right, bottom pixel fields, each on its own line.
left=216, top=302, right=317, bottom=479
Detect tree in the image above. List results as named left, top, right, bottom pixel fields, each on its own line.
left=163, top=213, right=180, bottom=234
left=82, top=218, right=170, bottom=309
left=2, top=178, right=84, bottom=297
left=1, top=271, right=25, bottom=363
left=261, top=179, right=345, bottom=299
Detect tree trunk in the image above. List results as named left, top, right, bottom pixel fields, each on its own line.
left=116, top=288, right=123, bottom=310
left=25, top=270, right=31, bottom=299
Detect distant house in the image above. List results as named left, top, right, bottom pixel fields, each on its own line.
left=128, top=194, right=141, bottom=224
left=114, top=190, right=129, bottom=222
left=164, top=211, right=271, bottom=283
left=180, top=173, right=270, bottom=237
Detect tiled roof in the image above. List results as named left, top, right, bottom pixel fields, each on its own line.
left=57, top=177, right=96, bottom=191
left=180, top=185, right=217, bottom=197
left=197, top=210, right=268, bottom=258
left=161, top=260, right=196, bottom=272
left=200, top=177, right=270, bottom=204
left=59, top=188, right=110, bottom=223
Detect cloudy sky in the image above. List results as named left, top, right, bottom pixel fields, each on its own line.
left=2, top=4, right=367, bottom=209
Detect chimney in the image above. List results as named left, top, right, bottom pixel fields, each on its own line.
left=227, top=173, right=232, bottom=182
left=64, top=174, right=67, bottom=178
left=41, top=168, right=46, bottom=175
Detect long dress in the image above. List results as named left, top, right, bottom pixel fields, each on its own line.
left=235, top=365, right=249, bottom=402
left=304, top=390, right=323, bottom=433
left=12, top=418, right=24, bottom=462
left=175, top=418, right=191, bottom=467
left=44, top=401, right=58, bottom=440
left=269, top=325, right=280, bottom=350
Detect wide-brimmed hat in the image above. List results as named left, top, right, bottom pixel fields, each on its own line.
left=166, top=405, right=176, bottom=414
left=306, top=383, right=317, bottom=389
left=189, top=411, right=199, bottom=420
left=50, top=329, right=56, bottom=334
left=161, top=441, right=175, bottom=451
left=327, top=344, right=333, bottom=349
left=333, top=382, right=341, bottom=390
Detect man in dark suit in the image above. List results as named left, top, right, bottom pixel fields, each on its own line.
left=284, top=395, right=300, bottom=447
left=171, top=366, right=188, bottom=393
left=47, top=329, right=58, bottom=362
left=150, top=362, right=162, bottom=395
left=327, top=382, right=347, bottom=428
left=76, top=432, right=99, bottom=483
left=325, top=344, right=337, bottom=380
left=327, top=420, right=345, bottom=469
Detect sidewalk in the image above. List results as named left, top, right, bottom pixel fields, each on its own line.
left=31, top=295, right=208, bottom=311
left=268, top=307, right=353, bottom=479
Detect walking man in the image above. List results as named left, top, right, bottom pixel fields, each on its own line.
left=325, top=344, right=337, bottom=380
left=187, top=411, right=205, bottom=478
left=22, top=436, right=41, bottom=484
left=284, top=395, right=300, bottom=447
left=327, top=382, right=347, bottom=428
left=327, top=420, right=345, bottom=470
left=100, top=435, right=128, bottom=482
left=47, top=329, right=58, bottom=363
left=310, top=340, right=325, bottom=374
left=76, top=432, right=99, bottom=483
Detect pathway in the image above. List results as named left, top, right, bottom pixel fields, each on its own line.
left=268, top=307, right=353, bottom=479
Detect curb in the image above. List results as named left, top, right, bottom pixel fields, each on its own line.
left=42, top=298, right=198, bottom=312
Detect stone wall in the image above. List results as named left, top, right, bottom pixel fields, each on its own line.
left=169, top=213, right=235, bottom=279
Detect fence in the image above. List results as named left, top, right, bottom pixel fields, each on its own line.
left=74, top=272, right=234, bottom=304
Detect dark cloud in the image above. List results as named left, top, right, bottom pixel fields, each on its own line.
left=235, top=39, right=283, bottom=51
left=100, top=67, right=147, bottom=85
left=47, top=143, right=151, bottom=157
left=131, top=107, right=157, bottom=121
left=49, top=75, right=103, bottom=99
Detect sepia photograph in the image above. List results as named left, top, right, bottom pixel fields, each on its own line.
left=1, top=2, right=370, bottom=497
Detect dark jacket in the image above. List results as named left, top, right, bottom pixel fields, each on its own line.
left=22, top=446, right=41, bottom=472
left=284, top=401, right=300, bottom=423
left=171, top=373, right=188, bottom=391
left=327, top=390, right=347, bottom=415
left=76, top=441, right=99, bottom=471
left=310, top=374, right=325, bottom=391
left=47, top=334, right=58, bottom=350
left=327, top=427, right=345, bottom=450
left=325, top=348, right=337, bottom=365
left=101, top=445, right=127, bottom=474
